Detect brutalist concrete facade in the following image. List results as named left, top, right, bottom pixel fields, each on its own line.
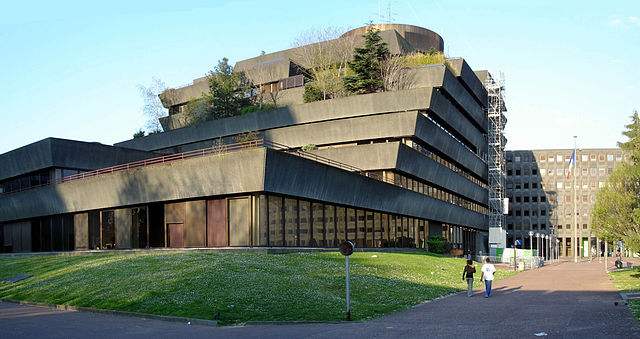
left=505, top=149, right=624, bottom=257
left=0, top=24, right=491, bottom=254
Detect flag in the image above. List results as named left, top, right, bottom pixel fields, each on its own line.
left=566, top=149, right=576, bottom=178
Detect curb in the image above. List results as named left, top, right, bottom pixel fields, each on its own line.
left=0, top=299, right=218, bottom=327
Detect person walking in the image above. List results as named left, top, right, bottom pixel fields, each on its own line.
left=480, top=258, right=496, bottom=298
left=462, top=259, right=476, bottom=297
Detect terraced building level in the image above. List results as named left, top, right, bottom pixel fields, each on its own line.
left=0, top=24, right=493, bottom=254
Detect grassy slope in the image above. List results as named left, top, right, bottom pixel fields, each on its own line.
left=610, top=267, right=640, bottom=320
left=0, top=251, right=514, bottom=325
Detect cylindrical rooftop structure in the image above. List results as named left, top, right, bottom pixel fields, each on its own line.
left=341, top=23, right=444, bottom=52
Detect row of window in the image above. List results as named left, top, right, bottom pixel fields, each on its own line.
left=509, top=153, right=623, bottom=163
left=366, top=170, right=488, bottom=214
left=508, top=167, right=613, bottom=177
left=508, top=194, right=596, bottom=204
left=508, top=180, right=606, bottom=191
left=507, top=223, right=547, bottom=230
left=405, top=139, right=487, bottom=188
left=556, top=224, right=589, bottom=230
left=259, top=195, right=478, bottom=249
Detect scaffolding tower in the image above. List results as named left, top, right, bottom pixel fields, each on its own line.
left=485, top=72, right=507, bottom=237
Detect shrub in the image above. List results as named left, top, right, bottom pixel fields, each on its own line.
left=427, top=236, right=450, bottom=254
left=133, top=130, right=146, bottom=138
left=301, top=144, right=317, bottom=151
left=303, top=83, right=324, bottom=103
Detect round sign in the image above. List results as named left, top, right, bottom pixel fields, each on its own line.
left=340, top=240, right=355, bottom=256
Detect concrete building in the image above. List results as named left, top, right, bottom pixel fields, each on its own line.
left=0, top=24, right=492, bottom=254
left=505, top=148, right=624, bottom=258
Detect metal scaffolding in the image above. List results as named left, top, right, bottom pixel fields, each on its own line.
left=485, top=72, right=507, bottom=232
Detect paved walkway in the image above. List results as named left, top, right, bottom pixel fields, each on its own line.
left=1, top=260, right=639, bottom=338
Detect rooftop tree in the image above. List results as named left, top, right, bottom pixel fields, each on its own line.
left=343, top=27, right=389, bottom=94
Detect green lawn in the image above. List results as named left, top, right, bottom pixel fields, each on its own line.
left=609, top=267, right=640, bottom=320
left=0, top=251, right=514, bottom=325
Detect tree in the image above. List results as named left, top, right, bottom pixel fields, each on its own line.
left=343, top=27, right=389, bottom=94
left=592, top=111, right=640, bottom=252
left=137, top=77, right=168, bottom=133
left=292, top=27, right=356, bottom=100
left=619, top=110, right=640, bottom=163
left=207, top=58, right=253, bottom=120
left=133, top=130, right=146, bottom=138
left=381, top=56, right=416, bottom=92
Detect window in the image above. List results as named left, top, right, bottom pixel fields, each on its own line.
left=541, top=209, right=546, bottom=216
left=616, top=154, right=623, bottom=161
left=598, top=154, right=605, bottom=162
left=540, top=156, right=546, bottom=163
left=590, top=154, right=596, bottom=162
left=524, top=196, right=530, bottom=203
left=524, top=183, right=529, bottom=189
left=557, top=224, right=562, bottom=229
left=516, top=169, right=521, bottom=176
left=515, top=156, right=521, bottom=162
left=581, top=168, right=588, bottom=176
left=583, top=224, right=588, bottom=229
left=582, top=195, right=588, bottom=203
left=548, top=156, right=555, bottom=163
left=599, top=181, right=605, bottom=188
left=515, top=196, right=522, bottom=203
left=532, top=183, right=538, bottom=189
left=598, top=168, right=606, bottom=176
left=556, top=168, right=563, bottom=176
left=532, top=169, right=538, bottom=175
left=540, top=196, right=546, bottom=202
left=524, top=210, right=530, bottom=216
left=532, top=196, right=538, bottom=202
left=566, top=224, right=571, bottom=229
left=565, top=195, right=572, bottom=203
left=607, top=154, right=614, bottom=161
left=515, top=210, right=522, bottom=216
left=564, top=155, right=571, bottom=163
left=548, top=169, right=554, bottom=176
left=532, top=223, right=538, bottom=230
left=581, top=154, right=589, bottom=162
left=557, top=155, right=563, bottom=162
left=540, top=224, right=547, bottom=230
left=556, top=182, right=563, bottom=189
left=590, top=168, right=597, bottom=176
left=507, top=169, right=513, bottom=176
left=507, top=224, right=514, bottom=230
left=590, top=181, right=596, bottom=189
left=515, top=184, right=521, bottom=189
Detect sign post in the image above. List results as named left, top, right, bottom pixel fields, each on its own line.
left=339, top=240, right=355, bottom=321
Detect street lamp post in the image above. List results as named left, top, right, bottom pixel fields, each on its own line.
left=529, top=231, right=534, bottom=251
left=546, top=235, right=550, bottom=260
left=556, top=239, right=560, bottom=261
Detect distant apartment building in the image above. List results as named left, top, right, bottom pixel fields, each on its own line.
left=505, top=148, right=624, bottom=257
left=1, top=24, right=492, bottom=254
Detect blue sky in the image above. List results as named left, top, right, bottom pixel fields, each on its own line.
left=1, top=0, right=638, bottom=154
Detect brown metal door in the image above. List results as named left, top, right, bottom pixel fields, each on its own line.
left=207, top=199, right=227, bottom=247
left=167, top=223, right=184, bottom=248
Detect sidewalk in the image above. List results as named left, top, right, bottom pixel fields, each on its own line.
left=1, top=260, right=639, bottom=338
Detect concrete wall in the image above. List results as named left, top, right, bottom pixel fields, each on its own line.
left=228, top=197, right=251, bottom=246
left=0, top=148, right=267, bottom=223
left=74, top=213, right=88, bottom=250
left=184, top=200, right=206, bottom=247
left=115, top=87, right=438, bottom=152
left=308, top=142, right=487, bottom=204
left=263, top=150, right=487, bottom=230
left=115, top=208, right=132, bottom=249
left=0, top=138, right=156, bottom=182
left=447, top=58, right=488, bottom=106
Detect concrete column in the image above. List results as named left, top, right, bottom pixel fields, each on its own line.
left=115, top=208, right=132, bottom=249
left=74, top=213, right=89, bottom=250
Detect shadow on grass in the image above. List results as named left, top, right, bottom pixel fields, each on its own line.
left=0, top=251, right=511, bottom=325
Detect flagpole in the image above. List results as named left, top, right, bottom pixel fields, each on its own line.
left=573, top=136, right=578, bottom=263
